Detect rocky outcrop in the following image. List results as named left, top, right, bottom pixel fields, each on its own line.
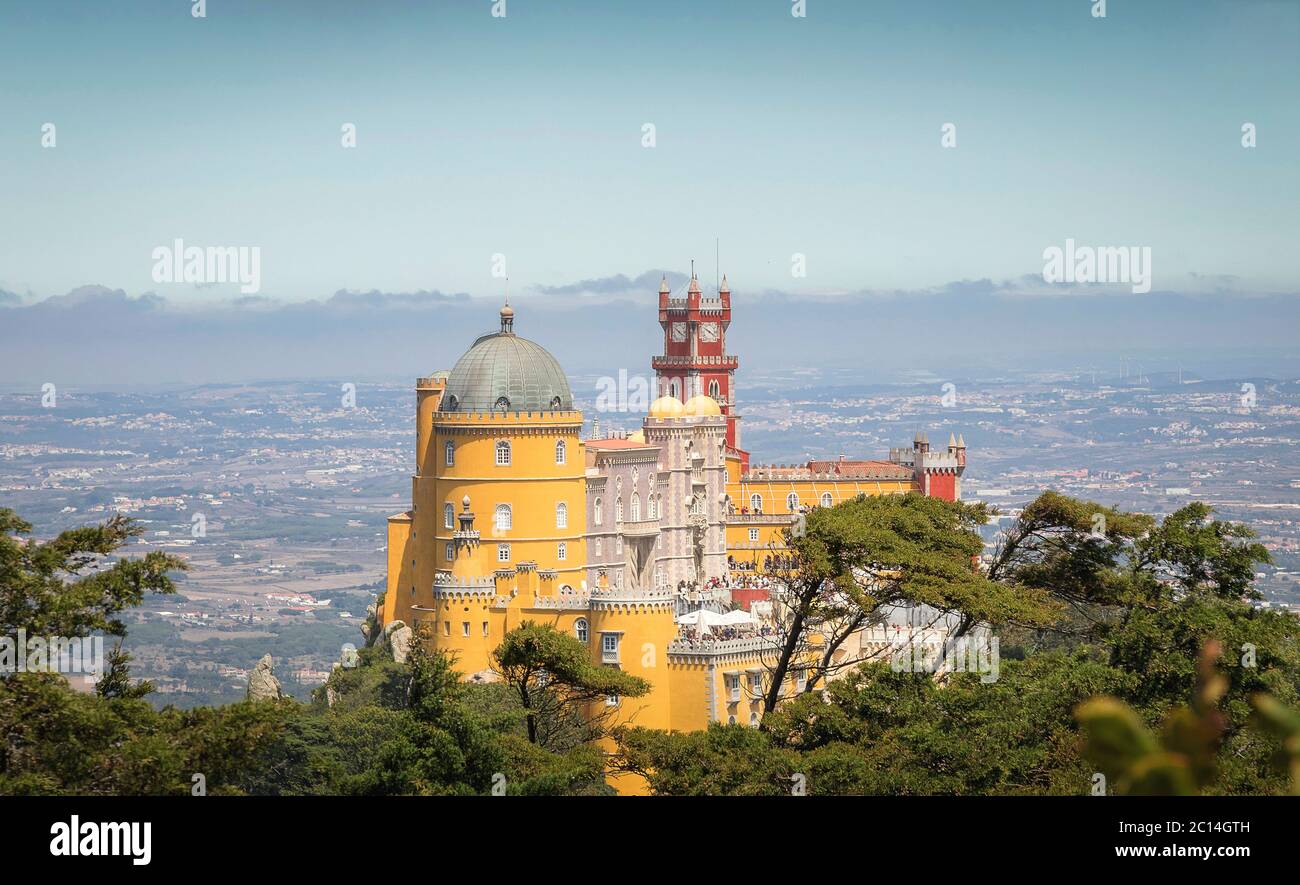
left=381, top=620, right=413, bottom=664
left=247, top=653, right=283, bottom=701
left=326, top=663, right=341, bottom=708
left=360, top=602, right=379, bottom=647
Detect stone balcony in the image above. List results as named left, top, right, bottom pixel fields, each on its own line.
left=617, top=519, right=660, bottom=538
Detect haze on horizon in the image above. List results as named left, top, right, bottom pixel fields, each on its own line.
left=1, top=0, right=1297, bottom=385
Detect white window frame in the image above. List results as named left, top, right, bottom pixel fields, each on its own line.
left=601, top=632, right=620, bottom=664
left=495, top=439, right=511, bottom=466
left=556, top=502, right=568, bottom=529
left=631, top=493, right=641, bottom=521
left=821, top=492, right=833, bottom=507
left=786, top=492, right=799, bottom=511
left=558, top=542, right=567, bottom=561
left=750, top=493, right=763, bottom=512
left=593, top=497, right=603, bottom=526
left=748, top=528, right=759, bottom=542
left=497, top=543, right=510, bottom=563
left=574, top=618, right=589, bottom=643
left=444, top=439, right=455, bottom=467
left=555, top=438, right=566, bottom=465
left=444, top=542, right=454, bottom=561
left=444, top=503, right=454, bottom=530
left=494, top=503, right=512, bottom=532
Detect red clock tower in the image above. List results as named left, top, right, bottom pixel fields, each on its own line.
left=652, top=269, right=749, bottom=469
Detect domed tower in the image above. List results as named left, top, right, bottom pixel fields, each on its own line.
left=389, top=302, right=586, bottom=675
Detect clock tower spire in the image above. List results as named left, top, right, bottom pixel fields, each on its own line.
left=653, top=267, right=747, bottom=468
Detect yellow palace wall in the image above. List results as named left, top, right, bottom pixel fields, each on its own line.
left=729, top=476, right=915, bottom=515
left=723, top=474, right=915, bottom=567
left=430, top=410, right=586, bottom=580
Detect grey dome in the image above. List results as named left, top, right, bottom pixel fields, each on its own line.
left=440, top=310, right=573, bottom=413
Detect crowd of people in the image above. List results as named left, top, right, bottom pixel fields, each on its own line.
left=725, top=555, right=794, bottom=576
left=675, top=623, right=775, bottom=644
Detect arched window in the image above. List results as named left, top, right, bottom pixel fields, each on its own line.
left=555, top=439, right=566, bottom=465
left=595, top=538, right=602, bottom=556
left=443, top=502, right=454, bottom=530
left=495, top=439, right=511, bottom=466
left=593, top=498, right=602, bottom=526
left=821, top=492, right=833, bottom=508
left=631, top=494, right=641, bottom=521
left=494, top=504, right=512, bottom=532
left=786, top=492, right=799, bottom=512
left=574, top=618, right=589, bottom=643
left=669, top=380, right=680, bottom=399
left=750, top=493, right=763, bottom=513
left=648, top=494, right=658, bottom=519
left=708, top=380, right=721, bottom=398
left=616, top=497, right=624, bottom=522
left=749, top=712, right=759, bottom=727
left=557, top=542, right=567, bottom=561
left=556, top=502, right=568, bottom=529
left=444, top=440, right=455, bottom=467
left=497, top=543, right=510, bottom=562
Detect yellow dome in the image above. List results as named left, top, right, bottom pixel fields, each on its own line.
left=649, top=394, right=684, bottom=418
left=627, top=429, right=646, bottom=443
left=683, top=394, right=722, bottom=417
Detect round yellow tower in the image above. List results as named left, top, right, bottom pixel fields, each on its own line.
left=413, top=303, right=587, bottom=674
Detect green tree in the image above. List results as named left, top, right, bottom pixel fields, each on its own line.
left=0, top=508, right=185, bottom=639
left=761, top=493, right=1057, bottom=713
left=492, top=622, right=649, bottom=748
left=95, top=642, right=154, bottom=700
left=617, top=494, right=1297, bottom=797
left=0, top=509, right=284, bottom=795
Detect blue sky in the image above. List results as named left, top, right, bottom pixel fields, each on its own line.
left=1, top=0, right=1297, bottom=303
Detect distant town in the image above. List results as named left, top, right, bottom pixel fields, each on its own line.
left=2, top=364, right=1297, bottom=706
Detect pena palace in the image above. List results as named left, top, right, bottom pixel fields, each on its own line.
left=376, top=268, right=967, bottom=791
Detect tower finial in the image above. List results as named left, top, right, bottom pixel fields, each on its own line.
left=499, top=281, right=514, bottom=334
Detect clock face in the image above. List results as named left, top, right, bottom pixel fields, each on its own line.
left=699, top=322, right=719, bottom=343
left=670, top=322, right=687, bottom=342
